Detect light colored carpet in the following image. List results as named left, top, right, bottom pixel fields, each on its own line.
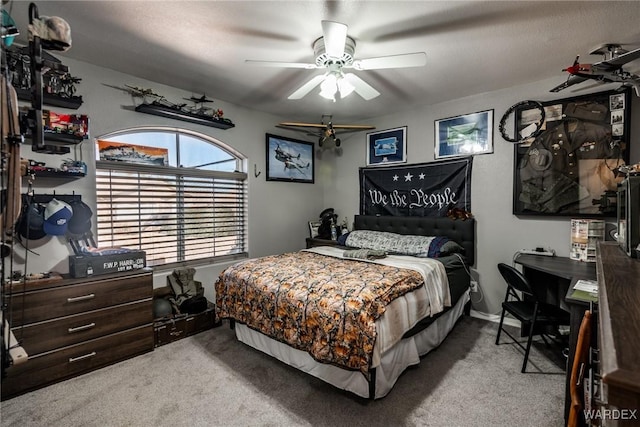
left=0, top=317, right=565, bottom=427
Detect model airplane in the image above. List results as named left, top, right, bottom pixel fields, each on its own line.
left=184, top=94, right=214, bottom=115
left=277, top=115, right=375, bottom=148
left=184, top=94, right=213, bottom=104
left=104, top=83, right=164, bottom=103
left=124, top=84, right=161, bottom=98
left=550, top=44, right=640, bottom=96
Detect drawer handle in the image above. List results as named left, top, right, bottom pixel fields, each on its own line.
left=68, top=322, right=96, bottom=333
left=69, top=351, right=97, bottom=363
left=67, top=294, right=95, bottom=303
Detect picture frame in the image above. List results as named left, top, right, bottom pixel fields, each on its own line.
left=512, top=88, right=631, bottom=217
left=366, top=126, right=407, bottom=166
left=434, top=109, right=494, bottom=159
left=308, top=221, right=321, bottom=238
left=97, top=139, right=168, bottom=166
left=266, top=133, right=314, bottom=183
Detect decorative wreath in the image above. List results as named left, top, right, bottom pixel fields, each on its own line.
left=499, top=100, right=546, bottom=144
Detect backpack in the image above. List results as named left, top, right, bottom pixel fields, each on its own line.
left=166, top=267, right=208, bottom=314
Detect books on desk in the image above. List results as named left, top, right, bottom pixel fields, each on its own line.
left=573, top=279, right=598, bottom=294
left=571, top=279, right=599, bottom=302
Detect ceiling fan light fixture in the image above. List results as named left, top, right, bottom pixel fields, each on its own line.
left=319, top=72, right=355, bottom=101
left=337, top=75, right=355, bottom=98
left=319, top=74, right=338, bottom=101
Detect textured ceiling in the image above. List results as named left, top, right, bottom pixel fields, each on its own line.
left=5, top=1, right=640, bottom=123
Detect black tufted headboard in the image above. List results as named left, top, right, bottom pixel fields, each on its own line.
left=353, top=215, right=476, bottom=266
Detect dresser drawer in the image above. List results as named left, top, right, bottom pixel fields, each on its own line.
left=10, top=274, right=152, bottom=325
left=1, top=325, right=154, bottom=399
left=13, top=299, right=153, bottom=355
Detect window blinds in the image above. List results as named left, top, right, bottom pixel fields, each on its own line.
left=96, top=161, right=247, bottom=267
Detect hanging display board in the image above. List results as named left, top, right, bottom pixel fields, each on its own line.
left=360, top=157, right=472, bottom=217
left=513, top=88, right=631, bottom=217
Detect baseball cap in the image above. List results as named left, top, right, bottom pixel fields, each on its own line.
left=68, top=200, right=93, bottom=235
left=17, top=202, right=47, bottom=240
left=43, top=199, right=73, bottom=235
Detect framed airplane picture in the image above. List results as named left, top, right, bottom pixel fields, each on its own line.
left=435, top=109, right=493, bottom=159
left=266, top=133, right=314, bottom=183
left=366, top=126, right=407, bottom=166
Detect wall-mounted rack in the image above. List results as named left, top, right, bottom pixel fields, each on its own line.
left=15, top=88, right=83, bottom=110
left=26, top=192, right=82, bottom=204
left=135, top=103, right=235, bottom=130
left=24, top=170, right=85, bottom=179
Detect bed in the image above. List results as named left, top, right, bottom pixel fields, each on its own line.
left=215, top=215, right=475, bottom=399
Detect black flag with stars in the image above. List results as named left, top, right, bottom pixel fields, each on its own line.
left=359, top=157, right=472, bottom=216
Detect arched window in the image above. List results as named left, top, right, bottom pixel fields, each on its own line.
left=95, top=127, right=247, bottom=268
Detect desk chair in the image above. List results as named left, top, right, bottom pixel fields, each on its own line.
left=495, top=263, right=570, bottom=373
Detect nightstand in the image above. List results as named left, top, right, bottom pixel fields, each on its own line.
left=306, top=238, right=343, bottom=249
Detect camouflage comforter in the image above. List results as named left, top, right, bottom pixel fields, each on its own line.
left=215, top=250, right=429, bottom=373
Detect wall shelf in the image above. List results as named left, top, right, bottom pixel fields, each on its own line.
left=15, top=88, right=83, bottom=110
left=135, top=103, right=235, bottom=130
left=24, top=170, right=85, bottom=179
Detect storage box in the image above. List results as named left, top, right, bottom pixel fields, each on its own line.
left=69, top=251, right=146, bottom=278
left=154, top=303, right=219, bottom=347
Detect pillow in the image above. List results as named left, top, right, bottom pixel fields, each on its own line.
left=337, top=232, right=350, bottom=246
left=343, top=249, right=387, bottom=260
left=344, top=230, right=465, bottom=259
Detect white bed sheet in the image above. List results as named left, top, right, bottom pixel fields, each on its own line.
left=303, top=246, right=451, bottom=366
left=235, top=289, right=470, bottom=399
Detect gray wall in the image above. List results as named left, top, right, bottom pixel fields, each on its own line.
left=325, top=77, right=639, bottom=317
left=14, top=57, right=639, bottom=316
left=15, top=57, right=325, bottom=301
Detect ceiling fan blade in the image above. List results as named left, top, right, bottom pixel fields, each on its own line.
left=288, top=74, right=327, bottom=99
left=351, top=52, right=427, bottom=70
left=343, top=73, right=380, bottom=100
left=245, top=60, right=318, bottom=69
left=321, top=20, right=347, bottom=58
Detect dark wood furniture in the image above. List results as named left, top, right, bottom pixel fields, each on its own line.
left=154, top=303, right=219, bottom=347
left=1, top=269, right=154, bottom=400
left=514, top=254, right=597, bottom=423
left=596, top=242, right=640, bottom=426
left=305, top=237, right=343, bottom=249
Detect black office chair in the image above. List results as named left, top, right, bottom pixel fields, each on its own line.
left=495, top=262, right=570, bottom=373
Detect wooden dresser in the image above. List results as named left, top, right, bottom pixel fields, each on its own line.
left=1, top=269, right=154, bottom=400
left=596, top=242, right=640, bottom=426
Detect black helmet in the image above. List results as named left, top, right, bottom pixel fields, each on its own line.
left=153, top=298, right=173, bottom=318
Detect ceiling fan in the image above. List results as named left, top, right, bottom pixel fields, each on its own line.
left=277, top=115, right=375, bottom=148
left=246, top=20, right=427, bottom=101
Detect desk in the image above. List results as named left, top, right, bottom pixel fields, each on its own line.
left=514, top=254, right=597, bottom=425
left=596, top=243, right=640, bottom=426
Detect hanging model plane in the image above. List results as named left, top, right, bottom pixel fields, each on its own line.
left=277, top=115, right=375, bottom=148
left=550, top=44, right=640, bottom=96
